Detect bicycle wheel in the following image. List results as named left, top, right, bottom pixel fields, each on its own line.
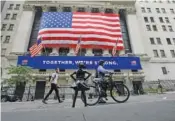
left=110, top=83, right=130, bottom=103
left=82, top=85, right=100, bottom=106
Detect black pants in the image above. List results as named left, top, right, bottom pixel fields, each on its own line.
left=72, top=89, right=87, bottom=108
left=44, top=83, right=61, bottom=102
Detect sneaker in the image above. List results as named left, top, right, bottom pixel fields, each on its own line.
left=98, top=98, right=106, bottom=103
left=42, top=100, right=47, bottom=104
left=59, top=100, right=63, bottom=103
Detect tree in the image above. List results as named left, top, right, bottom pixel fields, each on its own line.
left=6, top=65, right=36, bottom=85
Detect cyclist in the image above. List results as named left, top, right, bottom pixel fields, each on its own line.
left=96, top=60, right=112, bottom=102
left=70, top=62, right=91, bottom=108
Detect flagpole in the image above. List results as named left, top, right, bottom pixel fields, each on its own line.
left=41, top=36, right=47, bottom=55
left=80, top=35, right=82, bottom=56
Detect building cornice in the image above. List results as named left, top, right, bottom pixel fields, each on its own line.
left=24, top=1, right=136, bottom=13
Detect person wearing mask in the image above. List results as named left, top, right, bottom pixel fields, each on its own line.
left=42, top=68, right=63, bottom=104
left=70, top=62, right=91, bottom=108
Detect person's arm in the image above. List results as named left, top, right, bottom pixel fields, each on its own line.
left=85, top=71, right=91, bottom=80
left=70, top=72, right=76, bottom=81
left=51, top=73, right=56, bottom=81
left=98, top=66, right=109, bottom=73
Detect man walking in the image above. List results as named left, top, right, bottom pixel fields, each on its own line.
left=42, top=68, right=63, bottom=104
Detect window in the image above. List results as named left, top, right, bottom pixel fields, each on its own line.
left=156, top=8, right=160, bottom=13
left=146, top=25, right=151, bottom=31
left=144, top=17, right=148, bottom=22
left=141, top=7, right=146, bottom=13
left=1, top=48, right=6, bottom=56
left=162, top=25, right=167, bottom=31
left=153, top=50, right=159, bottom=57
left=4, top=36, right=10, bottom=43
left=156, top=38, right=162, bottom=44
left=8, top=24, right=14, bottom=31
left=170, top=9, right=175, bottom=14
left=15, top=4, right=20, bottom=10
left=91, top=8, right=99, bottom=13
left=147, top=8, right=151, bottom=13
left=93, top=49, right=103, bottom=56
left=11, top=14, right=17, bottom=20
left=150, top=17, right=154, bottom=22
left=161, top=8, right=166, bottom=13
left=165, top=17, right=170, bottom=23
left=173, top=38, right=175, bottom=44
left=152, top=25, right=158, bottom=31
left=49, top=7, right=57, bottom=12
left=160, top=50, right=166, bottom=57
left=77, top=7, right=85, bottom=12
left=59, top=69, right=65, bottom=72
left=4, top=14, right=10, bottom=20
left=170, top=50, right=175, bottom=57
left=1, top=36, right=3, bottom=41
left=105, top=8, right=113, bottom=13
left=1, top=24, right=7, bottom=31
left=8, top=4, right=14, bottom=9
left=63, top=7, right=71, bottom=12
left=166, top=38, right=172, bottom=45
left=59, top=48, right=69, bottom=56
left=150, top=38, right=155, bottom=44
left=161, top=67, right=167, bottom=74
left=77, top=49, right=86, bottom=56
left=168, top=26, right=173, bottom=32
left=159, top=17, right=164, bottom=23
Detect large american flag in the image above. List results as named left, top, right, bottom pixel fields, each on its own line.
left=38, top=12, right=124, bottom=50
left=29, top=39, right=43, bottom=57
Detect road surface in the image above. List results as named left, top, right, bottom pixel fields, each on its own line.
left=1, top=93, right=175, bottom=121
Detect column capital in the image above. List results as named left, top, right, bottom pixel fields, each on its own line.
left=23, top=4, right=35, bottom=11
left=126, top=7, right=136, bottom=14
left=42, top=5, right=49, bottom=12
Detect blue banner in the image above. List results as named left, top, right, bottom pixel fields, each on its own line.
left=17, top=56, right=142, bottom=70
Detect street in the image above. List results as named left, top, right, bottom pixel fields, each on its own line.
left=1, top=93, right=175, bottom=121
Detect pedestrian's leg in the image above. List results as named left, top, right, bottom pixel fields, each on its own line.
left=42, top=84, right=54, bottom=104
left=54, top=85, right=62, bottom=103
left=44, top=85, right=54, bottom=100
left=81, top=90, right=87, bottom=107
left=72, top=89, right=78, bottom=108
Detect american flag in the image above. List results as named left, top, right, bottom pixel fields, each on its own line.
left=38, top=12, right=124, bottom=50
left=112, top=39, right=118, bottom=56
left=29, top=39, right=43, bottom=57
left=75, top=37, right=81, bottom=55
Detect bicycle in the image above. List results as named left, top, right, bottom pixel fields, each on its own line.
left=83, top=73, right=130, bottom=106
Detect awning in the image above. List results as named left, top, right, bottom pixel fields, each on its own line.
left=17, top=56, right=142, bottom=70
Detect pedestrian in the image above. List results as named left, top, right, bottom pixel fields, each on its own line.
left=42, top=68, right=63, bottom=104
left=70, top=62, right=91, bottom=108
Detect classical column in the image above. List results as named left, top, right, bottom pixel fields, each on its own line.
left=42, top=5, right=49, bottom=12
left=67, top=48, right=75, bottom=56
left=49, top=48, right=59, bottom=56
left=56, top=5, right=62, bottom=12
left=103, top=50, right=110, bottom=57
left=85, top=49, right=94, bottom=56
left=125, top=6, right=146, bottom=55
left=11, top=5, right=36, bottom=53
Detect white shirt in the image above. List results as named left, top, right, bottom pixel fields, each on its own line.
left=50, top=72, right=59, bottom=84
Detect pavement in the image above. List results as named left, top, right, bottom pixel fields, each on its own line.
left=1, top=92, right=175, bottom=121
